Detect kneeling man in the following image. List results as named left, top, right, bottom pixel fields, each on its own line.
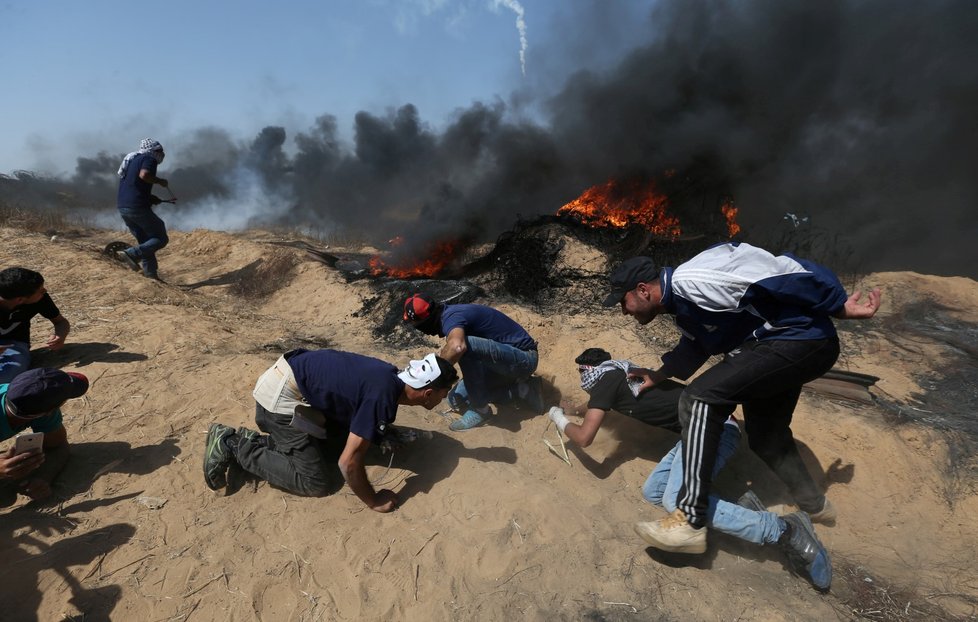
left=203, top=349, right=457, bottom=513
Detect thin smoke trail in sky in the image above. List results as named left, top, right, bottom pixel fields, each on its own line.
left=492, top=0, right=527, bottom=76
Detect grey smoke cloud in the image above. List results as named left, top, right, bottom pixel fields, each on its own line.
left=3, top=0, right=976, bottom=277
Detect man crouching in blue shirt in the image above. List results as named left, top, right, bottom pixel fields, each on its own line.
left=203, top=349, right=457, bottom=513
left=403, top=293, right=545, bottom=431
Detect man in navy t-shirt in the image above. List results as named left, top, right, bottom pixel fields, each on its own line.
left=0, top=267, right=71, bottom=384
left=403, top=293, right=545, bottom=431
left=203, top=349, right=457, bottom=513
left=115, top=138, right=172, bottom=280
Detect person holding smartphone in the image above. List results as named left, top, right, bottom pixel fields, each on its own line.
left=1, top=368, right=88, bottom=500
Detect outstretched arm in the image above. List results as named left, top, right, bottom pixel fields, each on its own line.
left=550, top=405, right=608, bottom=448
left=337, top=431, right=398, bottom=513
left=835, top=288, right=882, bottom=319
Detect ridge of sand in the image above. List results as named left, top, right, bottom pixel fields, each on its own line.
left=2, top=226, right=976, bottom=620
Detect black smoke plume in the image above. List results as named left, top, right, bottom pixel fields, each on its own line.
left=3, top=0, right=976, bottom=277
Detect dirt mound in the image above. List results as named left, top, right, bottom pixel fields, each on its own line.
left=2, top=225, right=978, bottom=621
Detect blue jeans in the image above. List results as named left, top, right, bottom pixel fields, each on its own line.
left=642, top=420, right=784, bottom=545
left=0, top=341, right=31, bottom=384
left=119, top=208, right=169, bottom=276
left=451, top=336, right=538, bottom=409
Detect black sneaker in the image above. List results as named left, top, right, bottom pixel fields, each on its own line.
left=117, top=249, right=141, bottom=272
left=518, top=376, right=546, bottom=414
left=779, top=512, right=832, bottom=591
left=737, top=490, right=766, bottom=512
left=236, top=426, right=262, bottom=444
left=203, top=423, right=236, bottom=491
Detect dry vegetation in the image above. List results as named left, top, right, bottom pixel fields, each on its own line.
left=2, top=219, right=977, bottom=621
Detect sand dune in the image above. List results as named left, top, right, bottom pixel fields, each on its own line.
left=2, top=225, right=977, bottom=621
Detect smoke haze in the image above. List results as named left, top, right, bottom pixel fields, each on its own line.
left=3, top=0, right=976, bottom=277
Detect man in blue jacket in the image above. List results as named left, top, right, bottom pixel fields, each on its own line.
left=116, top=138, right=171, bottom=280
left=603, top=243, right=881, bottom=555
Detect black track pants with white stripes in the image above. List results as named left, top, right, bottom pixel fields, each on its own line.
left=675, top=338, right=841, bottom=526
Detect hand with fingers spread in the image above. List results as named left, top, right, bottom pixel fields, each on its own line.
left=836, top=288, right=882, bottom=320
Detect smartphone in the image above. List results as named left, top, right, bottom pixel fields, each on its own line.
left=13, top=432, right=44, bottom=455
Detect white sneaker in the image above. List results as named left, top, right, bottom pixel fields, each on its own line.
left=634, top=508, right=707, bottom=554
left=808, top=498, right=837, bottom=525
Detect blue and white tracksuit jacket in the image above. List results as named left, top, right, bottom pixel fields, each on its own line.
left=657, top=242, right=850, bottom=380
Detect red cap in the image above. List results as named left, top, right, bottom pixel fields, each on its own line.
left=403, top=293, right=435, bottom=322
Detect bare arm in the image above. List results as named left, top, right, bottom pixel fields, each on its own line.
left=45, top=314, right=70, bottom=350
left=563, top=407, right=608, bottom=448
left=439, top=327, right=467, bottom=365
left=337, top=431, right=398, bottom=513
left=138, top=167, right=168, bottom=187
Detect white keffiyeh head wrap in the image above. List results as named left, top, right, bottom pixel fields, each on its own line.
left=117, top=138, right=164, bottom=178
left=579, top=359, right=643, bottom=397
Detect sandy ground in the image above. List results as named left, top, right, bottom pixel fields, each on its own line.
left=2, top=225, right=977, bottom=621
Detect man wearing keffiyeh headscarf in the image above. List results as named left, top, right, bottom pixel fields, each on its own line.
left=546, top=347, right=683, bottom=448
left=115, top=138, right=172, bottom=280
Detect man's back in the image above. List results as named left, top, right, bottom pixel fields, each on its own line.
left=667, top=242, right=848, bottom=351
left=586, top=369, right=683, bottom=432
left=117, top=152, right=157, bottom=210
left=286, top=349, right=403, bottom=443
left=440, top=304, right=537, bottom=351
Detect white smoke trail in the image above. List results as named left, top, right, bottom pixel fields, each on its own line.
left=172, top=166, right=294, bottom=231
left=492, top=0, right=527, bottom=76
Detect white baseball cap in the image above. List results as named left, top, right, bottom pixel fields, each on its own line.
left=397, top=353, right=442, bottom=389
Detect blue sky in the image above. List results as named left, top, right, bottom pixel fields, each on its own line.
left=2, top=1, right=975, bottom=277
left=0, top=1, right=653, bottom=175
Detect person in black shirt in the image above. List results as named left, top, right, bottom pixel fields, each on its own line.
left=547, top=347, right=683, bottom=447
left=0, top=268, right=71, bottom=384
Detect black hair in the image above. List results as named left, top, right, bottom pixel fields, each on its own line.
left=411, top=301, right=445, bottom=337
left=575, top=348, right=612, bottom=366
left=430, top=355, right=459, bottom=389
left=0, top=267, right=44, bottom=299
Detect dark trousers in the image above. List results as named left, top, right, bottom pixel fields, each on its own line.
left=234, top=403, right=334, bottom=497
left=676, top=338, right=840, bottom=526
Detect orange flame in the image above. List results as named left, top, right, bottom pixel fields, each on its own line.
left=557, top=179, right=682, bottom=237
left=721, top=199, right=741, bottom=237
left=369, top=240, right=459, bottom=278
